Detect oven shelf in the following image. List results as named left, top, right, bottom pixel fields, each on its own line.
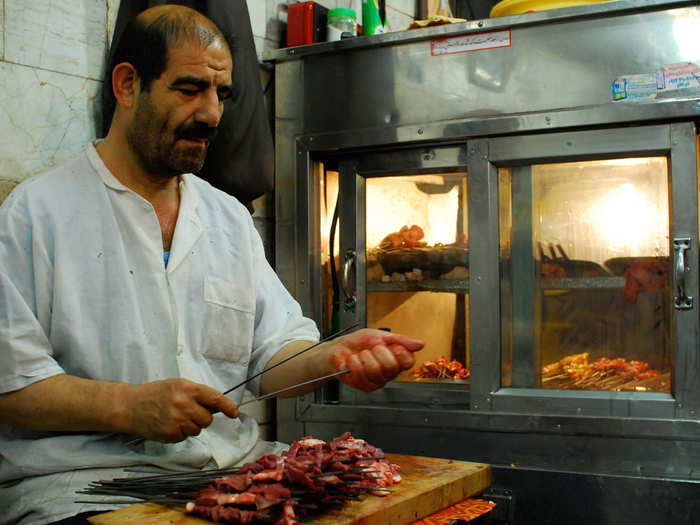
left=540, top=276, right=626, bottom=289
left=367, top=279, right=469, bottom=293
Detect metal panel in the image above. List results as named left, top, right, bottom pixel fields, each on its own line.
left=486, top=124, right=672, bottom=163
left=274, top=59, right=304, bottom=300
left=511, top=166, right=538, bottom=388
left=295, top=101, right=700, bottom=152
left=338, top=160, right=364, bottom=330
left=670, top=123, right=700, bottom=418
left=273, top=1, right=700, bottom=504
left=266, top=0, right=697, bottom=63
left=478, top=123, right=697, bottom=418
left=271, top=3, right=700, bottom=135
left=467, top=140, right=502, bottom=410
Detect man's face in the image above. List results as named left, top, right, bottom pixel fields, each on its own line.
left=126, top=38, right=233, bottom=178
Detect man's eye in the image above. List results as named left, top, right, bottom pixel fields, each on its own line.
left=218, top=90, right=232, bottom=102
left=178, top=88, right=199, bottom=96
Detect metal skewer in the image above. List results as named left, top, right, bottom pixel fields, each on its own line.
left=238, top=369, right=351, bottom=406
left=222, top=324, right=358, bottom=396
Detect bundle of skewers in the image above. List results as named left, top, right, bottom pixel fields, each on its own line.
left=78, top=432, right=400, bottom=525
left=541, top=352, right=668, bottom=391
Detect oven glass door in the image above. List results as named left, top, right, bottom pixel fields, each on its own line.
left=467, top=123, right=699, bottom=417
left=324, top=146, right=472, bottom=404
left=500, top=157, right=672, bottom=393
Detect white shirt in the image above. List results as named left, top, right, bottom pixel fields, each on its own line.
left=0, top=143, right=319, bottom=524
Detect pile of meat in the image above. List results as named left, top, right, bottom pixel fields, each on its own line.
left=541, top=352, right=666, bottom=391
left=185, top=433, right=401, bottom=524
left=621, top=260, right=668, bottom=304
left=412, top=357, right=470, bottom=380
left=379, top=224, right=427, bottom=249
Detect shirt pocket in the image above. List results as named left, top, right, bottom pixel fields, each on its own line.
left=201, top=275, right=254, bottom=364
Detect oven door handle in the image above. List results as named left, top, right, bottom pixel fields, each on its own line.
left=342, top=249, right=357, bottom=311
left=673, top=237, right=693, bottom=310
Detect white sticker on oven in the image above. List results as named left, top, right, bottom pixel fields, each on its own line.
left=431, top=29, right=511, bottom=56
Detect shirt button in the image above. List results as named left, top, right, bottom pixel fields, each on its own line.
left=176, top=344, right=184, bottom=356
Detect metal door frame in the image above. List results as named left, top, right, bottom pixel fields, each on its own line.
left=466, top=122, right=699, bottom=418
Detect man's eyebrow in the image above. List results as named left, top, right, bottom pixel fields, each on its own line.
left=218, top=84, right=234, bottom=96
left=170, top=76, right=210, bottom=89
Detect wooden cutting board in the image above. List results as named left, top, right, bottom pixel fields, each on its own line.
left=88, top=454, right=491, bottom=525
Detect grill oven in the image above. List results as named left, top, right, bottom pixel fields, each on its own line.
left=267, top=2, right=700, bottom=522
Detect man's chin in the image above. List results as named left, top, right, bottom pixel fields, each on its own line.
left=171, top=146, right=208, bottom=173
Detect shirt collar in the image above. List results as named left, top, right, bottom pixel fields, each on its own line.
left=85, top=141, right=200, bottom=210
left=86, top=141, right=129, bottom=192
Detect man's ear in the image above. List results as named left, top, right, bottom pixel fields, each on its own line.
left=112, top=62, right=139, bottom=108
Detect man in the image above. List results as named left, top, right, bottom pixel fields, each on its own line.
left=0, top=6, right=423, bottom=524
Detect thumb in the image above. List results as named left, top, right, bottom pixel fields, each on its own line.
left=198, top=388, right=239, bottom=419
left=385, top=334, right=425, bottom=352
left=211, top=395, right=239, bottom=419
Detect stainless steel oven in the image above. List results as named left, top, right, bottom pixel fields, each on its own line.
left=267, top=1, right=700, bottom=522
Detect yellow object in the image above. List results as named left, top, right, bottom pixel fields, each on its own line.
left=490, top=0, right=608, bottom=17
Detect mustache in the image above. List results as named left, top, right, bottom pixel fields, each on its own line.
left=176, top=123, right=218, bottom=142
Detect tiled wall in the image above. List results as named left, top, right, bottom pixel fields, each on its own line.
left=0, top=0, right=120, bottom=202
left=0, top=0, right=415, bottom=440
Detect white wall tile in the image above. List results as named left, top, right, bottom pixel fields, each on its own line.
left=254, top=35, right=281, bottom=61
left=1, top=0, right=5, bottom=60
left=107, top=0, right=121, bottom=47
left=388, top=0, right=415, bottom=17
left=5, top=0, right=108, bottom=80
left=248, top=0, right=267, bottom=39
left=0, top=62, right=101, bottom=182
left=386, top=5, right=414, bottom=32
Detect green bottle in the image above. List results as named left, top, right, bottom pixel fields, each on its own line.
left=362, top=0, right=386, bottom=36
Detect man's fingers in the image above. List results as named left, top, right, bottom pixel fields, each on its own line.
left=189, top=404, right=214, bottom=429
left=194, top=386, right=239, bottom=420
left=181, top=420, right=202, bottom=438
left=357, top=349, right=389, bottom=384
left=214, top=396, right=239, bottom=419
left=370, top=345, right=403, bottom=380
left=384, top=334, right=425, bottom=352
left=346, top=353, right=382, bottom=392
left=388, top=344, right=417, bottom=370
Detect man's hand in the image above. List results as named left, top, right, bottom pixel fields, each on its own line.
left=123, top=379, right=239, bottom=443
left=0, top=374, right=238, bottom=444
left=260, top=329, right=424, bottom=398
left=327, top=329, right=424, bottom=392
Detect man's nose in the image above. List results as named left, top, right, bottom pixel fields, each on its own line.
left=195, top=89, right=223, bottom=127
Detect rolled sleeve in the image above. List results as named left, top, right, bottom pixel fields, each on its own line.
left=245, top=230, right=319, bottom=396
left=0, top=203, right=64, bottom=394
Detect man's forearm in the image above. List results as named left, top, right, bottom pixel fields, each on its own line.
left=0, top=373, right=242, bottom=442
left=259, top=329, right=424, bottom=395
left=0, top=374, right=133, bottom=433
left=260, top=340, right=333, bottom=397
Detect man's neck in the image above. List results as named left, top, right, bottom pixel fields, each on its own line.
left=95, top=135, right=181, bottom=208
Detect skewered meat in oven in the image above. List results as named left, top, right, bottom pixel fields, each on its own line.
left=541, top=352, right=665, bottom=391
left=621, top=259, right=669, bottom=304
left=379, top=224, right=427, bottom=249
left=412, top=357, right=470, bottom=380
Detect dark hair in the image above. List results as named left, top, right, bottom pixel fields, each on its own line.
left=101, top=7, right=228, bottom=135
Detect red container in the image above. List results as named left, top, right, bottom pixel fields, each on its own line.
left=287, top=1, right=328, bottom=47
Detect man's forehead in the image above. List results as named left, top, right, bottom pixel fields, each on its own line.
left=162, top=39, right=232, bottom=78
